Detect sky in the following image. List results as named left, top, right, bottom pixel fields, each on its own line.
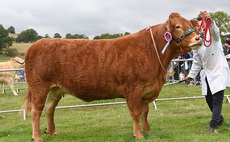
left=0, top=0, right=229, bottom=39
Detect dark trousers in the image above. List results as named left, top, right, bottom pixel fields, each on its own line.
left=205, top=78, right=224, bottom=128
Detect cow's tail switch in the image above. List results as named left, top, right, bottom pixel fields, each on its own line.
left=23, top=88, right=32, bottom=115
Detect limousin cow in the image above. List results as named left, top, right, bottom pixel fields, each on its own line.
left=24, top=13, right=202, bottom=141
left=0, top=57, right=24, bottom=96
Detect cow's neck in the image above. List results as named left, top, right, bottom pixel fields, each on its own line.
left=145, top=25, right=178, bottom=73
left=10, top=61, right=21, bottom=69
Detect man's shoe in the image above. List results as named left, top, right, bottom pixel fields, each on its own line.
left=218, top=115, right=224, bottom=126
left=205, top=126, right=218, bottom=133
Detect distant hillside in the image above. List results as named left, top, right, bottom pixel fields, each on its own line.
left=9, top=42, right=32, bottom=54
left=8, top=33, right=19, bottom=39
left=7, top=33, right=32, bottom=54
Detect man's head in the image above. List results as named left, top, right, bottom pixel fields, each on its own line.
left=225, top=34, right=230, bottom=40
left=196, top=17, right=205, bottom=38
left=225, top=34, right=230, bottom=47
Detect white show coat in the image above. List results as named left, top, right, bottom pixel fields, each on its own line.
left=188, top=21, right=230, bottom=95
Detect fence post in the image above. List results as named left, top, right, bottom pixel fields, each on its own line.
left=153, top=101, right=157, bottom=110
left=23, top=109, right=26, bottom=120
left=225, top=95, right=230, bottom=104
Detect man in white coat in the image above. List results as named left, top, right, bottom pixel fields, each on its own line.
left=186, top=13, right=230, bottom=133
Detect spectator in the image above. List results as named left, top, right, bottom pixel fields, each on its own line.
left=223, top=34, right=230, bottom=68
left=181, top=52, right=192, bottom=75
left=223, top=34, right=230, bottom=56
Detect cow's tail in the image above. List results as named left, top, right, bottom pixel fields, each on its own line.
left=23, top=88, right=32, bottom=114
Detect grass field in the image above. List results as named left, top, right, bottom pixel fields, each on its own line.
left=1, top=83, right=230, bottom=142
left=9, top=42, right=32, bottom=54
left=0, top=42, right=32, bottom=62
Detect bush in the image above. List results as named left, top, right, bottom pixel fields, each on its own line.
left=2, top=48, right=18, bottom=56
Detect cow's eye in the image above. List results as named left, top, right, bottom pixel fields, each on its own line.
left=176, top=25, right=180, bottom=29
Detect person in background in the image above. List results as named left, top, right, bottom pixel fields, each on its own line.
left=186, top=13, right=230, bottom=133
left=223, top=34, right=230, bottom=68
left=223, top=34, right=230, bottom=56
left=181, top=52, right=192, bottom=75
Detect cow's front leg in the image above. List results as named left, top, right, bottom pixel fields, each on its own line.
left=141, top=101, right=150, bottom=132
left=7, top=80, right=18, bottom=96
left=125, top=86, right=143, bottom=139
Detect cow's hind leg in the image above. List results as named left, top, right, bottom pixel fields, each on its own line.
left=141, top=101, right=150, bottom=132
left=44, top=87, right=63, bottom=136
left=125, top=85, right=143, bottom=139
left=30, top=85, right=50, bottom=142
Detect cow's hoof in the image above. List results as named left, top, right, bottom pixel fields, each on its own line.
left=44, top=130, right=57, bottom=136
left=31, top=138, right=43, bottom=142
left=133, top=135, right=143, bottom=139
left=143, top=130, right=151, bottom=133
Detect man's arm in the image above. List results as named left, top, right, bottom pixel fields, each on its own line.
left=206, top=13, right=220, bottom=41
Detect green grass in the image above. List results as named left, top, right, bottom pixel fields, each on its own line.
left=9, top=42, right=32, bottom=54
left=1, top=84, right=230, bottom=141
left=0, top=42, right=32, bottom=61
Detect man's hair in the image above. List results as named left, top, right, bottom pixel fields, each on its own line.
left=225, top=34, right=230, bottom=39
left=196, top=17, right=202, bottom=21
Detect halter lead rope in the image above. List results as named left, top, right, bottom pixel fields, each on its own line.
left=197, top=11, right=212, bottom=47
left=146, top=26, right=167, bottom=72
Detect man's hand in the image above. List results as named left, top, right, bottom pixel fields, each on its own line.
left=185, top=76, right=194, bottom=82
left=205, top=13, right=212, bottom=23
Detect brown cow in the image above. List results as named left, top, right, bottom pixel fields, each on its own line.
left=24, top=13, right=202, bottom=141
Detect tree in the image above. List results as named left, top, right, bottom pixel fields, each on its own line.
left=197, top=11, right=230, bottom=42
left=65, top=33, right=72, bottom=39
left=210, top=11, right=230, bottom=42
left=54, top=33, right=62, bottom=38
left=93, top=32, right=130, bottom=39
left=45, top=34, right=50, bottom=38
left=7, top=26, right=15, bottom=34
left=93, top=35, right=100, bottom=39
left=16, top=29, right=38, bottom=43
left=124, top=32, right=130, bottom=36
left=0, top=25, right=13, bottom=51
left=37, top=35, right=43, bottom=40
left=65, top=33, right=89, bottom=39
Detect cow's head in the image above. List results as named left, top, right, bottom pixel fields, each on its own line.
left=11, top=56, right=25, bottom=65
left=165, top=13, right=202, bottom=52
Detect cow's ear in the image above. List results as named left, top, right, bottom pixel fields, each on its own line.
left=190, top=19, right=198, bottom=29
left=11, top=58, right=16, bottom=63
left=169, top=13, right=181, bottom=19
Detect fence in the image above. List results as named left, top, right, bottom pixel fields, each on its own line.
left=0, top=59, right=230, bottom=120
left=0, top=69, right=27, bottom=120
